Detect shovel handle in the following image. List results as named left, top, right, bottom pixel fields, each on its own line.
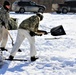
left=6, top=29, right=14, bottom=46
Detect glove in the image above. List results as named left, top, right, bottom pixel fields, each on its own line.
left=29, top=31, right=36, bottom=36
left=1, top=21, right=5, bottom=25
left=43, top=31, right=48, bottom=35
left=38, top=34, right=42, bottom=36
left=1, top=21, right=6, bottom=28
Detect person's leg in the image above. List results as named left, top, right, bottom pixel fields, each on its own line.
left=0, top=27, right=8, bottom=51
left=21, top=30, right=38, bottom=61
left=28, top=36, right=39, bottom=61
left=9, top=29, right=25, bottom=58
left=0, top=26, right=3, bottom=43
left=1, top=27, right=8, bottom=48
left=29, top=37, right=36, bottom=57
left=24, top=30, right=37, bottom=57
left=0, top=27, right=4, bottom=63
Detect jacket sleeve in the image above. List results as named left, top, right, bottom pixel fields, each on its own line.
left=0, top=8, right=10, bottom=29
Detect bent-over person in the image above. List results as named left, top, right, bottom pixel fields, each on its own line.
left=9, top=13, right=47, bottom=61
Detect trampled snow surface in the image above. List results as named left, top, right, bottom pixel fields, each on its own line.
left=0, top=12, right=76, bottom=75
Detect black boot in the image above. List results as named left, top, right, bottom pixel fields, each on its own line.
left=31, top=56, right=39, bottom=62
left=18, top=49, right=22, bottom=52
left=0, top=47, right=8, bottom=51
left=9, top=55, right=14, bottom=60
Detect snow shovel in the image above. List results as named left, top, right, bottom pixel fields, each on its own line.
left=49, top=25, right=66, bottom=36
left=34, top=25, right=66, bottom=36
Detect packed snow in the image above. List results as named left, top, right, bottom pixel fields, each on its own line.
left=0, top=12, right=76, bottom=75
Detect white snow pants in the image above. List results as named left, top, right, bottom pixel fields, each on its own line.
left=10, top=29, right=37, bottom=57
left=0, top=26, right=8, bottom=48
left=0, top=26, right=8, bottom=64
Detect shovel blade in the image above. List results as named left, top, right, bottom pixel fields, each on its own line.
left=51, top=25, right=66, bottom=36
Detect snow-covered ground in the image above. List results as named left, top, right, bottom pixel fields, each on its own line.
left=0, top=12, right=76, bottom=75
